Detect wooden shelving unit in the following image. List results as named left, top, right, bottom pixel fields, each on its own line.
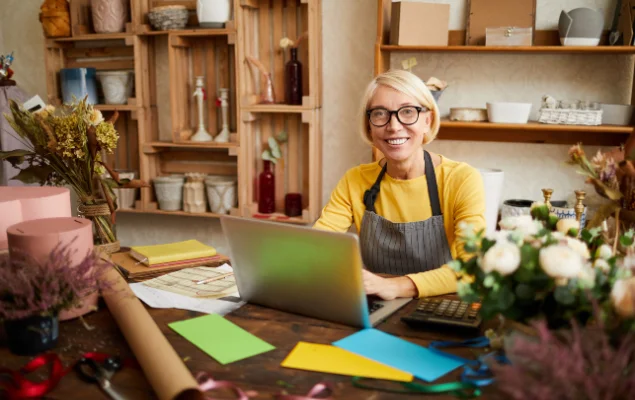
left=373, top=0, right=635, bottom=158
left=43, top=0, right=322, bottom=224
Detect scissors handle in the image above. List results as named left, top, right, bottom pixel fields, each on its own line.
left=101, top=380, right=127, bottom=400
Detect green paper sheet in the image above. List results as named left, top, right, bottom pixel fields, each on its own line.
left=168, top=314, right=275, bottom=364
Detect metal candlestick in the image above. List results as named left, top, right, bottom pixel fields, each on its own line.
left=542, top=188, right=553, bottom=208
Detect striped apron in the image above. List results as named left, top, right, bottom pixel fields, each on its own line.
left=360, top=151, right=453, bottom=275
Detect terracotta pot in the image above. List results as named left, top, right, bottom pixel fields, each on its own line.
left=91, top=0, right=128, bottom=34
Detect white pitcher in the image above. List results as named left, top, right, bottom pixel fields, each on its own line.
left=197, top=0, right=231, bottom=29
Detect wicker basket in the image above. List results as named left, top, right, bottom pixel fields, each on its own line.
left=538, top=108, right=602, bottom=125
left=39, top=0, right=71, bottom=38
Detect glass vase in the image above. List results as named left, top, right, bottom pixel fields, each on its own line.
left=285, top=48, right=303, bottom=105
left=258, top=160, right=275, bottom=214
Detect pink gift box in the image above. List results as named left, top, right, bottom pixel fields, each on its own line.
left=0, top=187, right=71, bottom=250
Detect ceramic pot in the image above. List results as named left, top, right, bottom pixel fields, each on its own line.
left=60, top=68, right=98, bottom=104
left=558, top=8, right=603, bottom=46
left=184, top=173, right=207, bottom=213
left=91, top=0, right=128, bottom=33
left=205, top=176, right=236, bottom=214
left=478, top=168, right=504, bottom=235
left=153, top=176, right=185, bottom=211
left=5, top=314, right=59, bottom=356
left=550, top=204, right=587, bottom=229
left=96, top=70, right=134, bottom=105
left=197, top=0, right=231, bottom=28
left=112, top=188, right=137, bottom=209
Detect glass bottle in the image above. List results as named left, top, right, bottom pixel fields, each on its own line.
left=285, top=47, right=303, bottom=105
left=258, top=160, right=275, bottom=213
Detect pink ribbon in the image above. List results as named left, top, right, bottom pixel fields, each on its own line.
left=196, top=372, right=333, bottom=400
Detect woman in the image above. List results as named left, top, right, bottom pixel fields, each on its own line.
left=313, top=69, right=485, bottom=300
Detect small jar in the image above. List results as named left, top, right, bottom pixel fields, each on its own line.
left=284, top=193, right=303, bottom=217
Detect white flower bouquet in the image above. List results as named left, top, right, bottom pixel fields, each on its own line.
left=451, top=203, right=635, bottom=331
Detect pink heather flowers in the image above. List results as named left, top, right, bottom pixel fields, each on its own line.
left=0, top=242, right=114, bottom=320
left=489, top=319, right=635, bottom=400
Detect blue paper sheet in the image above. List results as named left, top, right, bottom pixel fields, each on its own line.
left=333, top=329, right=466, bottom=382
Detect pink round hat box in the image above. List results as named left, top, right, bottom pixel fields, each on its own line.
left=7, top=217, right=98, bottom=321
left=0, top=187, right=71, bottom=250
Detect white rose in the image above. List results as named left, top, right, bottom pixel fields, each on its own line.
left=578, top=264, right=596, bottom=288
left=499, top=215, right=541, bottom=237
left=596, top=244, right=613, bottom=260
left=611, top=277, right=635, bottom=318
left=486, top=230, right=514, bottom=243
left=539, top=245, right=584, bottom=278
left=620, top=253, right=635, bottom=270
left=565, top=237, right=591, bottom=260
left=556, top=219, right=579, bottom=235
left=481, top=242, right=521, bottom=276
left=593, top=258, right=610, bottom=273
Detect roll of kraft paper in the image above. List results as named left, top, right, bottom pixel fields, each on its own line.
left=101, top=267, right=204, bottom=400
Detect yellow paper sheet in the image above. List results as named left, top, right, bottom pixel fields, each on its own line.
left=281, top=342, right=413, bottom=382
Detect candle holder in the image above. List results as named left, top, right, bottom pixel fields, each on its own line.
left=190, top=76, right=212, bottom=142
left=284, top=193, right=303, bottom=217
left=214, top=88, right=230, bottom=143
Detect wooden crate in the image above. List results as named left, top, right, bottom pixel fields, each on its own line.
left=100, top=111, right=140, bottom=173
left=69, top=0, right=134, bottom=37
left=237, top=0, right=321, bottom=109
left=168, top=33, right=238, bottom=144
left=239, top=108, right=321, bottom=224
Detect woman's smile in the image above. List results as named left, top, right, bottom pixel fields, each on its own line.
left=386, top=137, right=409, bottom=146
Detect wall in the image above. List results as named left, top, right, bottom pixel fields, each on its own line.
left=1, top=0, right=630, bottom=255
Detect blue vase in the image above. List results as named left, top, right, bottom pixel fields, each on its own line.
left=60, top=68, right=98, bottom=105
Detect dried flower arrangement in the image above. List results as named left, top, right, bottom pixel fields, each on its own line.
left=0, top=242, right=113, bottom=321
left=488, top=313, right=635, bottom=400
left=452, top=202, right=635, bottom=331
left=0, top=98, right=148, bottom=246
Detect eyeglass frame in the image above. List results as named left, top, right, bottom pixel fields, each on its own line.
left=366, top=105, right=429, bottom=127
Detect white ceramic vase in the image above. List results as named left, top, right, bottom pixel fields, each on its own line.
left=91, top=0, right=128, bottom=33
left=478, top=168, right=504, bottom=235
left=153, top=175, right=185, bottom=211
left=197, top=0, right=231, bottom=28
left=183, top=173, right=207, bottom=213
left=205, top=176, right=236, bottom=214
left=96, top=70, right=133, bottom=105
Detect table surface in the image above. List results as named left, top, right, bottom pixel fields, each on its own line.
left=0, top=297, right=492, bottom=399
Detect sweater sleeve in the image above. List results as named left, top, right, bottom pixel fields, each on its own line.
left=406, top=166, right=486, bottom=298
left=313, top=172, right=354, bottom=233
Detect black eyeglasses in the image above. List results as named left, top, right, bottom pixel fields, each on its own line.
left=366, top=106, right=428, bottom=127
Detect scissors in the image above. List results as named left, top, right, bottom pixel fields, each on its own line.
left=75, top=356, right=126, bottom=400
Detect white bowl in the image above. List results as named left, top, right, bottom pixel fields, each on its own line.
left=486, top=102, right=532, bottom=124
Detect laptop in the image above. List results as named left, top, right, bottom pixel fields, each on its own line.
left=220, top=215, right=411, bottom=328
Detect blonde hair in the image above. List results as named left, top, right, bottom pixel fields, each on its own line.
left=359, top=69, right=440, bottom=146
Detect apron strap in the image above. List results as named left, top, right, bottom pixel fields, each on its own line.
left=362, top=162, right=388, bottom=213
left=363, top=151, right=442, bottom=216
left=424, top=150, right=442, bottom=216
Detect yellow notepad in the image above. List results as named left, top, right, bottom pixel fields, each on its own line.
left=129, top=240, right=217, bottom=266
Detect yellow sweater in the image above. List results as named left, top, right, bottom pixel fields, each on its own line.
left=313, top=155, right=486, bottom=298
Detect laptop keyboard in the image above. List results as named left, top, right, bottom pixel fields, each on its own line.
left=368, top=300, right=384, bottom=314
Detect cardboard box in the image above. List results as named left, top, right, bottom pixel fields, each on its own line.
left=390, top=2, right=450, bottom=46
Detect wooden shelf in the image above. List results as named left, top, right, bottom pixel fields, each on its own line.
left=147, top=141, right=239, bottom=149
left=54, top=33, right=133, bottom=42
left=242, top=104, right=312, bottom=113
left=381, top=44, right=635, bottom=54
left=437, top=120, right=633, bottom=146
left=94, top=104, right=140, bottom=112
left=117, top=208, right=227, bottom=219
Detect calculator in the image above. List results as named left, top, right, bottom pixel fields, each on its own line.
left=401, top=298, right=483, bottom=330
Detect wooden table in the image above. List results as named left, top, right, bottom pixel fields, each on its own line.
left=0, top=298, right=489, bottom=399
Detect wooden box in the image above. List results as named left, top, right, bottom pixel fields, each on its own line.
left=389, top=2, right=450, bottom=46
left=486, top=27, right=533, bottom=46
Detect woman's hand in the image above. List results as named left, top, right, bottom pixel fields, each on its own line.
left=362, top=270, right=417, bottom=300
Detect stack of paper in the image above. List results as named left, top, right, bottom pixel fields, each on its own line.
left=111, top=252, right=230, bottom=281
left=142, top=265, right=237, bottom=299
